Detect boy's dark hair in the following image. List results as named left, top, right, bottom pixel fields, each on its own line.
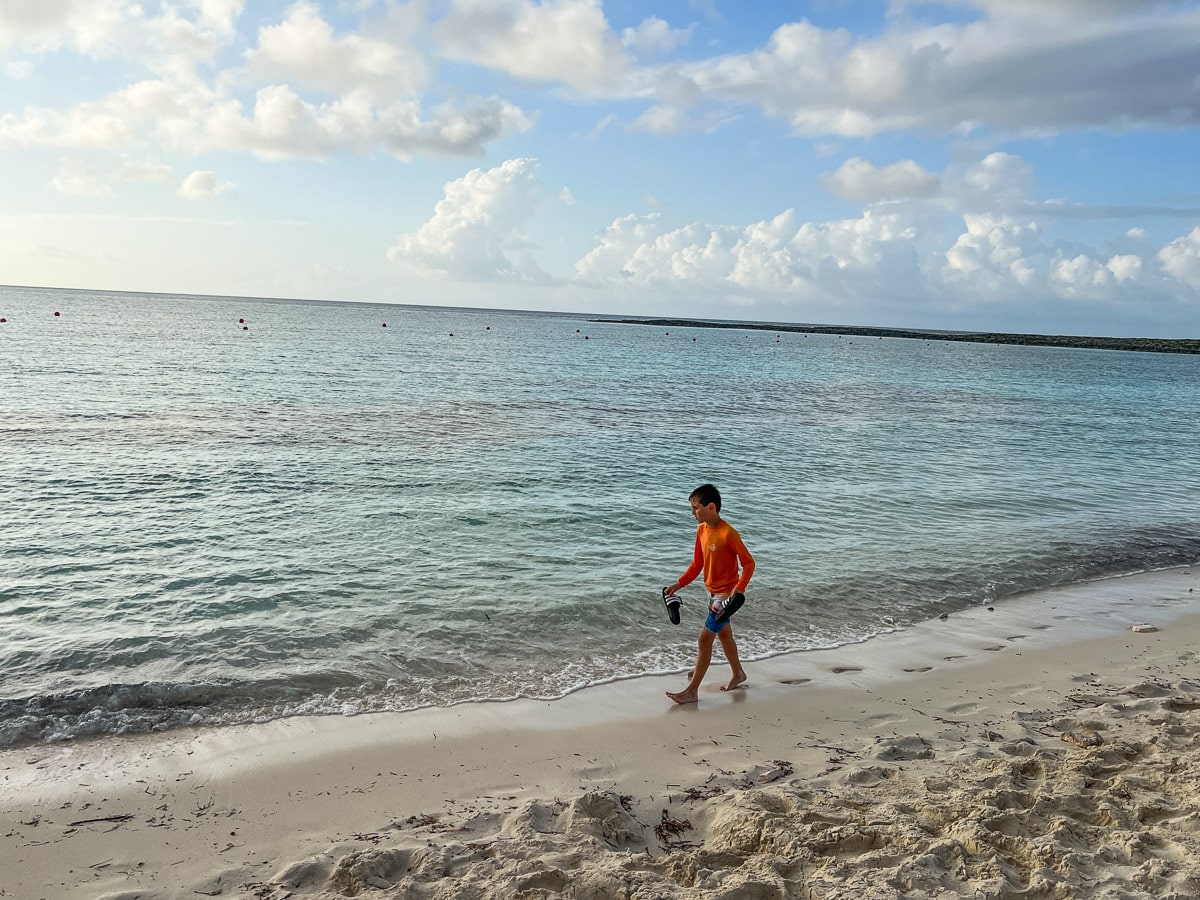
left=690, top=483, right=722, bottom=511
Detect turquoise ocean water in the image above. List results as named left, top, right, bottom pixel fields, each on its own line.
left=2, top=284, right=1199, bottom=748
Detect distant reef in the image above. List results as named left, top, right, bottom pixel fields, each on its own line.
left=597, top=318, right=1200, bottom=355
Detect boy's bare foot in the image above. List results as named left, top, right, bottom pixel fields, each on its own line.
left=666, top=688, right=698, bottom=705
left=720, top=670, right=748, bottom=692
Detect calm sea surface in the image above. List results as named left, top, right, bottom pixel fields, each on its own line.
left=2, top=285, right=1199, bottom=748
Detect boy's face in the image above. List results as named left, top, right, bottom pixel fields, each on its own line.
left=689, top=497, right=720, bottom=526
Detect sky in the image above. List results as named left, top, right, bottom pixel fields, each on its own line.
left=1, top=0, right=1199, bottom=337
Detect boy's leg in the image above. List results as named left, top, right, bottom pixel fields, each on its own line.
left=666, top=630, right=716, bottom=705
left=717, top=625, right=748, bottom=692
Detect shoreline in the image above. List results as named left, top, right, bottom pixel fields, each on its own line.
left=3, top=565, right=1199, bottom=898
left=598, top=316, right=1200, bottom=354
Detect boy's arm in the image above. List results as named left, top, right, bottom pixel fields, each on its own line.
left=731, top=532, right=755, bottom=594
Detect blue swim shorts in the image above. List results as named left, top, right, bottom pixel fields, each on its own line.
left=704, top=609, right=729, bottom=635
left=704, top=593, right=731, bottom=635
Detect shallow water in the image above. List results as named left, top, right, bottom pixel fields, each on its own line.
left=2, top=285, right=1199, bottom=747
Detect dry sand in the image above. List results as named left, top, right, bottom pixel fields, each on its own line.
left=3, top=566, right=1199, bottom=900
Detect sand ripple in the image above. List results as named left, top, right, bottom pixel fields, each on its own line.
left=251, top=675, right=1200, bottom=899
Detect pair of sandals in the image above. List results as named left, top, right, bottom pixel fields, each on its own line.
left=662, top=588, right=744, bottom=626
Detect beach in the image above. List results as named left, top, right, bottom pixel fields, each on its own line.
left=6, top=290, right=1200, bottom=751
left=3, top=565, right=1199, bottom=899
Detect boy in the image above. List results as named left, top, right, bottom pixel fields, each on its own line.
left=664, top=483, right=755, bottom=704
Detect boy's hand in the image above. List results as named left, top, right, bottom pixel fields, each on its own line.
left=713, top=592, right=745, bottom=624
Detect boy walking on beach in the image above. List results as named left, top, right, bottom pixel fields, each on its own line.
left=664, top=484, right=755, bottom=704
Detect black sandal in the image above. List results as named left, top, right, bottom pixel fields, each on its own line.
left=662, top=588, right=682, bottom=625
left=714, top=591, right=745, bottom=625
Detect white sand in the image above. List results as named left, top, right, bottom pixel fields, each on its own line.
left=3, top=566, right=1199, bottom=899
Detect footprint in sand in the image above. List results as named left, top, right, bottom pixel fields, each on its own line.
left=983, top=645, right=1005, bottom=652
left=780, top=678, right=812, bottom=686
left=1006, top=634, right=1027, bottom=641
left=831, top=666, right=863, bottom=674
left=1032, top=624, right=1052, bottom=631
left=943, top=654, right=966, bottom=661
left=903, top=666, right=933, bottom=673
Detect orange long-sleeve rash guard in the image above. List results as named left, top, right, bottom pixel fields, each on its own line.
left=678, top=520, right=755, bottom=595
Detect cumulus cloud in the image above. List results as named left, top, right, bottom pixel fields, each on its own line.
left=1158, top=227, right=1200, bottom=289
left=245, top=1, right=426, bottom=99
left=0, top=0, right=129, bottom=56
left=1105, top=254, right=1142, bottom=283
left=430, top=1, right=1194, bottom=141
left=661, top=3, right=1200, bottom=138
left=7, top=2, right=1199, bottom=168
left=0, top=1, right=529, bottom=162
left=388, top=157, right=551, bottom=282
left=1, top=76, right=532, bottom=161
left=0, top=0, right=245, bottom=76
left=942, top=215, right=1040, bottom=291
left=178, top=169, right=234, bottom=199
left=822, top=157, right=940, bottom=202
left=567, top=147, right=1199, bottom=328
left=434, top=0, right=637, bottom=96
left=575, top=206, right=921, bottom=301
left=621, top=17, right=694, bottom=58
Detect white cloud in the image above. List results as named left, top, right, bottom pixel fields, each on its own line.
left=194, top=0, right=245, bottom=37
left=822, top=157, right=940, bottom=202
left=0, top=98, right=140, bottom=150
left=434, top=0, right=636, bottom=96
left=1049, top=252, right=1115, bottom=298
left=245, top=1, right=426, bottom=100
left=114, top=158, right=173, bottom=183
left=388, top=157, right=551, bottom=282
left=0, top=0, right=244, bottom=74
left=575, top=206, right=921, bottom=300
left=0, top=0, right=129, bottom=56
left=5, top=60, right=34, bottom=79
left=942, top=214, right=1039, bottom=290
left=621, top=17, right=694, bottom=58
left=957, top=153, right=1034, bottom=206
left=662, top=4, right=1200, bottom=138
left=1105, top=253, right=1142, bottom=283
left=570, top=146, right=1200, bottom=325
left=630, top=104, right=689, bottom=135
left=0, top=1, right=527, bottom=162
left=1, top=75, right=531, bottom=161
left=178, top=169, right=234, bottom=199
left=1158, top=226, right=1200, bottom=290
left=49, top=156, right=112, bottom=196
